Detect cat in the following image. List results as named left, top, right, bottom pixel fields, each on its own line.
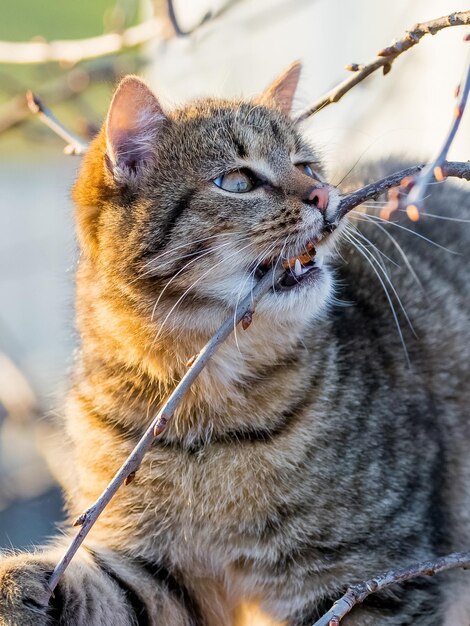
left=0, top=61, right=469, bottom=626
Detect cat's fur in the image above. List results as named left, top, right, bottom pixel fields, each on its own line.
left=0, top=63, right=469, bottom=626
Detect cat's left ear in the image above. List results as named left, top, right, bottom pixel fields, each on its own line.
left=258, top=60, right=302, bottom=116
left=105, top=75, right=167, bottom=177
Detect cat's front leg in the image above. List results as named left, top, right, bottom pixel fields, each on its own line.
left=0, top=543, right=201, bottom=626
left=0, top=548, right=139, bottom=626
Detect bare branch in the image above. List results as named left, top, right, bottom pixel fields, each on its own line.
left=26, top=92, right=88, bottom=155
left=403, top=53, right=470, bottom=218
left=42, top=160, right=470, bottom=602
left=0, top=18, right=162, bottom=65
left=311, top=551, right=470, bottom=626
left=335, top=161, right=470, bottom=223
left=295, top=10, right=470, bottom=123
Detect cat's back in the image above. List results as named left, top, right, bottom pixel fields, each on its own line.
left=330, top=163, right=470, bottom=551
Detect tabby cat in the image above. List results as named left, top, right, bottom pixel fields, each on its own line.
left=0, top=62, right=469, bottom=626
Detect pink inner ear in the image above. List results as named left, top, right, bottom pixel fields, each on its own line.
left=106, top=76, right=166, bottom=171
left=260, top=61, right=302, bottom=116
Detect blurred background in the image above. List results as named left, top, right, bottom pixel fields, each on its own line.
left=0, top=0, right=468, bottom=551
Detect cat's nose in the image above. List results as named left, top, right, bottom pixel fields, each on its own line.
left=304, top=185, right=329, bottom=213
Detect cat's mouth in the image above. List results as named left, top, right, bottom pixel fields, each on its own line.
left=254, top=240, right=324, bottom=291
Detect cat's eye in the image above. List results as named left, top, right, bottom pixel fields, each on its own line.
left=214, top=170, right=254, bottom=193
left=297, top=163, right=317, bottom=178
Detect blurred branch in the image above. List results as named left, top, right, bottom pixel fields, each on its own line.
left=26, top=92, right=88, bottom=155
left=403, top=51, right=470, bottom=218
left=165, top=0, right=239, bottom=37
left=0, top=58, right=143, bottom=135
left=0, top=18, right=162, bottom=65
left=312, top=551, right=470, bottom=626
left=295, top=10, right=470, bottom=122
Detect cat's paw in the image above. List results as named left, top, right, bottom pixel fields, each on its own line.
left=0, top=554, right=58, bottom=626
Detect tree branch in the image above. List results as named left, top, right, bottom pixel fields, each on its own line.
left=312, top=551, right=470, bottom=626
left=403, top=53, right=470, bottom=219
left=295, top=10, right=470, bottom=123
left=335, top=161, right=470, bottom=222
left=26, top=92, right=88, bottom=155
left=0, top=17, right=162, bottom=65
left=42, top=160, right=470, bottom=602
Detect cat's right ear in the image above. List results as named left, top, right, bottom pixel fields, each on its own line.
left=105, top=75, right=167, bottom=179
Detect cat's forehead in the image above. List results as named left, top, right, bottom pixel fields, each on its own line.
left=172, top=99, right=304, bottom=162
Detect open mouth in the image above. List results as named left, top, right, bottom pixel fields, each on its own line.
left=254, top=240, right=324, bottom=291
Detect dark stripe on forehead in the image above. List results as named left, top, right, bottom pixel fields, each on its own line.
left=233, top=136, right=247, bottom=158
left=269, top=119, right=282, bottom=141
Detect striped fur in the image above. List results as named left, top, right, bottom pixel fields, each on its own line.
left=0, top=70, right=469, bottom=625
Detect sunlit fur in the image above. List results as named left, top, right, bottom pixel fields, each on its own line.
left=0, top=73, right=469, bottom=626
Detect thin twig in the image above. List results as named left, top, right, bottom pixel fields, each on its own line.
left=403, top=52, right=470, bottom=218
left=295, top=10, right=470, bottom=123
left=312, top=551, right=470, bottom=626
left=0, top=17, right=162, bottom=65
left=44, top=267, right=280, bottom=600
left=43, top=161, right=470, bottom=601
left=26, top=92, right=88, bottom=155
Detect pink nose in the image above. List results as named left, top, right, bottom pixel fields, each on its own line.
left=308, top=185, right=329, bottom=212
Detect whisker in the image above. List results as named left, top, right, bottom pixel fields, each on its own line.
left=361, top=213, right=459, bottom=255
left=344, top=233, right=411, bottom=366
left=154, top=240, right=256, bottom=342
left=149, top=239, right=240, bottom=321
left=346, top=223, right=399, bottom=269
left=347, top=230, right=416, bottom=337
left=400, top=209, right=470, bottom=223
left=139, top=232, right=236, bottom=273
left=350, top=212, right=424, bottom=292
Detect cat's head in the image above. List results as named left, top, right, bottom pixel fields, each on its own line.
left=73, top=62, right=345, bottom=345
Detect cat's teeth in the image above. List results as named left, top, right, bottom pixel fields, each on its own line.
left=294, top=259, right=302, bottom=276
left=316, top=255, right=324, bottom=269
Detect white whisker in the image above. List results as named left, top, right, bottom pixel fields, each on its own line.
left=149, top=239, right=240, bottom=321
left=344, top=232, right=411, bottom=366
left=138, top=232, right=237, bottom=274
left=346, top=223, right=399, bottom=269
left=361, top=213, right=459, bottom=255
left=154, top=240, right=256, bottom=342
left=350, top=211, right=424, bottom=292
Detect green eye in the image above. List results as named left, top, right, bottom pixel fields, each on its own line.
left=214, top=170, right=254, bottom=193
left=297, top=163, right=316, bottom=178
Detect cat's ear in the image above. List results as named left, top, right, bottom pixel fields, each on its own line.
left=105, top=75, right=167, bottom=176
left=258, top=60, right=302, bottom=116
